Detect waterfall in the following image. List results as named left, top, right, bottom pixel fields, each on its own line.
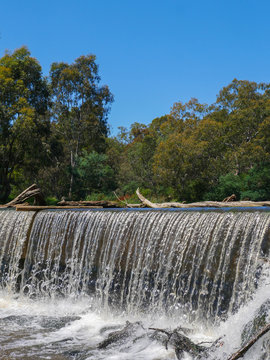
left=1, top=209, right=269, bottom=322
left=0, top=209, right=36, bottom=292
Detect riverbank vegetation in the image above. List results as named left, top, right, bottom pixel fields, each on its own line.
left=1, top=47, right=270, bottom=204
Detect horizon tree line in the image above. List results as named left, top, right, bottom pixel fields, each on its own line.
left=1, top=47, right=270, bottom=204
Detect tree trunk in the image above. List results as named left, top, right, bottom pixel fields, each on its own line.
left=0, top=171, right=11, bottom=203
left=68, top=150, right=74, bottom=199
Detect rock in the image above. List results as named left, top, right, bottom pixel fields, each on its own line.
left=241, top=299, right=270, bottom=345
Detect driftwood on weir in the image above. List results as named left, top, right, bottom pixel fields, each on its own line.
left=15, top=205, right=104, bottom=211
left=136, top=188, right=270, bottom=208
left=5, top=185, right=270, bottom=210
left=5, top=184, right=45, bottom=207
left=57, top=199, right=121, bottom=208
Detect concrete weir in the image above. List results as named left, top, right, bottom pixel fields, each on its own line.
left=0, top=208, right=270, bottom=322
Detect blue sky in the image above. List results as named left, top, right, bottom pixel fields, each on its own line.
left=1, top=0, right=270, bottom=135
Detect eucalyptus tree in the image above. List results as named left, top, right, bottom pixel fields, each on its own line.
left=0, top=47, right=50, bottom=202
left=50, top=55, right=113, bottom=198
left=152, top=80, right=270, bottom=201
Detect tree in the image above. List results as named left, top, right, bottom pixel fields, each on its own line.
left=152, top=81, right=270, bottom=201
left=152, top=100, right=210, bottom=201
left=0, top=47, right=50, bottom=202
left=76, top=150, right=115, bottom=198
left=215, top=79, right=270, bottom=174
left=50, top=55, right=113, bottom=198
left=116, top=122, right=160, bottom=194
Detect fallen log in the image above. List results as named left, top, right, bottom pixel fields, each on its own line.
left=136, top=189, right=270, bottom=208
left=15, top=205, right=103, bottom=211
left=57, top=200, right=121, bottom=208
left=123, top=203, right=145, bottom=208
left=5, top=184, right=45, bottom=206
left=227, top=323, right=270, bottom=360
left=136, top=189, right=159, bottom=208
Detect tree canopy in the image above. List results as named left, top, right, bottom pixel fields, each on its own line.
left=0, top=47, right=50, bottom=202
left=1, top=48, right=270, bottom=203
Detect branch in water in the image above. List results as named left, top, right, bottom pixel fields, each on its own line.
left=227, top=323, right=270, bottom=360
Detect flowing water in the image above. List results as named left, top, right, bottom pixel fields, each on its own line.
left=0, top=208, right=269, bottom=359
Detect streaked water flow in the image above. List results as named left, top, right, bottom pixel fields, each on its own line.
left=1, top=210, right=268, bottom=318
left=0, top=208, right=269, bottom=359
left=0, top=209, right=35, bottom=292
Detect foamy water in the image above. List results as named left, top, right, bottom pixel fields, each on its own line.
left=0, top=277, right=269, bottom=360
left=0, top=291, right=177, bottom=359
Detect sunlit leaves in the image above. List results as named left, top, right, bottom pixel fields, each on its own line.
left=117, top=80, right=270, bottom=201
left=0, top=47, right=50, bottom=201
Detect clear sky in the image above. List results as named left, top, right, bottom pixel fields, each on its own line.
left=1, top=0, right=270, bottom=135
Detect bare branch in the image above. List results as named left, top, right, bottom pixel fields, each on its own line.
left=227, top=323, right=270, bottom=360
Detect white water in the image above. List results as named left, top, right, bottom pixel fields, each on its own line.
left=0, top=279, right=269, bottom=359
left=0, top=209, right=269, bottom=359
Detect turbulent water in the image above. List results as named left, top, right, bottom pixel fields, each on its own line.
left=0, top=208, right=269, bottom=359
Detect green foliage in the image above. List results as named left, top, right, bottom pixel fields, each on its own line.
left=112, top=81, right=270, bottom=203
left=45, top=197, right=59, bottom=205
left=0, top=47, right=50, bottom=202
left=204, top=174, right=243, bottom=201
left=150, top=80, right=270, bottom=201
left=121, top=181, right=141, bottom=195
left=204, top=164, right=270, bottom=201
left=2, top=47, right=270, bottom=204
left=241, top=164, right=270, bottom=200
left=75, top=150, right=115, bottom=199
left=49, top=54, right=113, bottom=198
left=85, top=192, right=116, bottom=201
left=50, top=55, right=113, bottom=153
